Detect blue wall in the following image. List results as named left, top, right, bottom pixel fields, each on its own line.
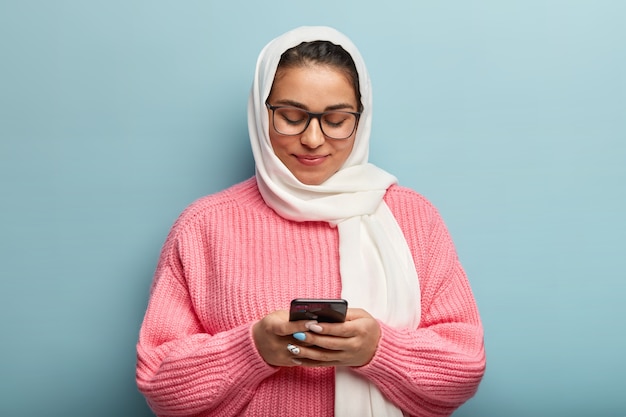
left=1, top=1, right=624, bottom=416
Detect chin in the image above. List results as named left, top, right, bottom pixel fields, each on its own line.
left=293, top=168, right=341, bottom=186
left=298, top=178, right=325, bottom=186
left=295, top=174, right=328, bottom=186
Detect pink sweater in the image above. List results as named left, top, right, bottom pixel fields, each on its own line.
left=136, top=178, right=485, bottom=417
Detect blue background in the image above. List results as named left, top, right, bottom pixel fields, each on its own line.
left=1, top=1, right=624, bottom=416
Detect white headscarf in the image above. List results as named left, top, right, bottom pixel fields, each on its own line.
left=248, top=26, right=420, bottom=417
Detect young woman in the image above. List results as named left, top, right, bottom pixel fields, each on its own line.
left=136, top=26, right=486, bottom=417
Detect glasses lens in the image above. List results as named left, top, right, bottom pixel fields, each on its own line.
left=321, top=112, right=357, bottom=139
left=273, top=107, right=308, bottom=136
left=273, top=107, right=357, bottom=139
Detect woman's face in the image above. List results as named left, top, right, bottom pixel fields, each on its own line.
left=266, top=64, right=359, bottom=185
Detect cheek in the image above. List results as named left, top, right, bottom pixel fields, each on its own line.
left=335, top=140, right=356, bottom=169
left=268, top=127, right=281, bottom=150
left=268, top=136, right=296, bottom=168
left=336, top=139, right=356, bottom=159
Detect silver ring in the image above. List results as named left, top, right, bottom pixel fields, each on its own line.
left=287, top=344, right=300, bottom=355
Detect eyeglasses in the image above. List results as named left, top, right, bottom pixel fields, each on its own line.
left=266, top=103, right=361, bottom=140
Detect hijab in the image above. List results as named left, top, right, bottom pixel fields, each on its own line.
left=248, top=26, right=420, bottom=417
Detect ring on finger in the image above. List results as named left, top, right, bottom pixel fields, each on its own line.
left=287, top=344, right=300, bottom=355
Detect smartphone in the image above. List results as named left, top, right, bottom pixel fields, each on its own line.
left=289, top=298, right=348, bottom=323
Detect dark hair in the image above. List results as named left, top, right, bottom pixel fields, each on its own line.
left=276, top=41, right=362, bottom=112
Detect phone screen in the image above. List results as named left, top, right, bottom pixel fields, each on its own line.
left=289, top=298, right=348, bottom=323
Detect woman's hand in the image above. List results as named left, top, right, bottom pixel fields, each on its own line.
left=252, top=310, right=314, bottom=367
left=253, top=308, right=381, bottom=368
left=288, top=308, right=381, bottom=368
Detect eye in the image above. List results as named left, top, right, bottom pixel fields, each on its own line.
left=278, top=108, right=307, bottom=125
left=323, top=112, right=350, bottom=128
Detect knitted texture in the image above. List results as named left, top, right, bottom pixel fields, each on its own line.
left=136, top=178, right=485, bottom=417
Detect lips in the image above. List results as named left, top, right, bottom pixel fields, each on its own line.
left=295, top=154, right=328, bottom=166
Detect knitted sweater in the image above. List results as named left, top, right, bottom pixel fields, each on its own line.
left=136, top=177, right=485, bottom=417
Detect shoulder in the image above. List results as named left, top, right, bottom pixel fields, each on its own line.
left=383, top=184, right=450, bottom=240
left=384, top=184, right=439, bottom=218
left=170, top=177, right=269, bottom=235
left=186, top=177, right=262, bottom=211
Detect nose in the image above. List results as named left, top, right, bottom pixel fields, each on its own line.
left=300, top=117, right=325, bottom=148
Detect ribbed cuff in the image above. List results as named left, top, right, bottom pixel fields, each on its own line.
left=351, top=320, right=414, bottom=384
left=212, top=322, right=279, bottom=389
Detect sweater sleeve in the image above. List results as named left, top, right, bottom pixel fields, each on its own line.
left=135, top=231, right=277, bottom=417
left=353, top=199, right=486, bottom=417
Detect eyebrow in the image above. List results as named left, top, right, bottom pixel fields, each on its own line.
left=272, top=99, right=357, bottom=112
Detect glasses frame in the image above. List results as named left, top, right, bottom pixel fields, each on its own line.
left=265, top=102, right=361, bottom=140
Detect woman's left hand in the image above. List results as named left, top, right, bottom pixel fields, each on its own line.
left=290, top=308, right=381, bottom=367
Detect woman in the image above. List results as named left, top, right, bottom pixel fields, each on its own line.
left=136, top=26, right=485, bottom=417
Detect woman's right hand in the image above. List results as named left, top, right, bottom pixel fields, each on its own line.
left=252, top=310, right=313, bottom=367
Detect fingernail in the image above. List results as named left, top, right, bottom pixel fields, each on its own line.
left=291, top=358, right=302, bottom=365
left=293, top=332, right=306, bottom=341
left=287, top=344, right=301, bottom=355
left=305, top=322, right=323, bottom=333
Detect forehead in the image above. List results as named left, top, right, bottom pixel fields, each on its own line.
left=269, top=64, right=358, bottom=109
